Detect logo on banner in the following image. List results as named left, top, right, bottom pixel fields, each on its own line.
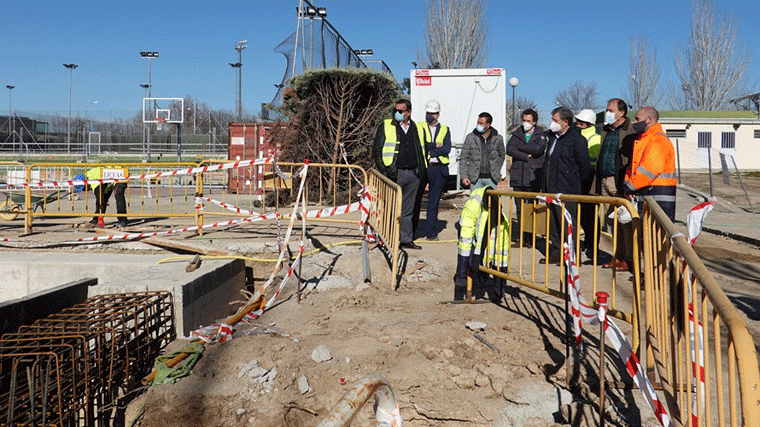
left=416, top=76, right=432, bottom=86
left=415, top=69, right=430, bottom=76
left=486, top=68, right=502, bottom=75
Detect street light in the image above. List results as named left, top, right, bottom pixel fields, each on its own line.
left=5, top=85, right=13, bottom=140
left=234, top=40, right=247, bottom=121
left=63, top=63, right=78, bottom=154
left=509, top=77, right=519, bottom=128
left=140, top=51, right=158, bottom=161
left=229, top=62, right=242, bottom=121
left=83, top=101, right=98, bottom=162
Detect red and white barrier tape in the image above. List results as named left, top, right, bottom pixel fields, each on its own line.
left=684, top=201, right=713, bottom=426
left=191, top=162, right=310, bottom=343
left=538, top=195, right=672, bottom=427
left=10, top=157, right=273, bottom=189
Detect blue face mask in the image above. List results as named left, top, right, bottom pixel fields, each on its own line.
left=425, top=114, right=436, bottom=124
left=394, top=111, right=404, bottom=122
left=476, top=125, right=485, bottom=134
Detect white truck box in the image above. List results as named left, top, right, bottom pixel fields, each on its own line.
left=410, top=68, right=507, bottom=187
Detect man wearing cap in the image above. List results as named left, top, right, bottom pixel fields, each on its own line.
left=417, top=100, right=451, bottom=241
left=574, top=109, right=601, bottom=258
left=373, top=99, right=427, bottom=250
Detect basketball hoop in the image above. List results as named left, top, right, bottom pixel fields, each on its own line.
left=156, top=117, right=166, bottom=131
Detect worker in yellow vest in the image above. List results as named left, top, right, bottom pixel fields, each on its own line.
left=574, top=109, right=602, bottom=258
left=417, top=100, right=451, bottom=241
left=372, top=99, right=427, bottom=249
left=86, top=165, right=129, bottom=228
left=454, top=186, right=511, bottom=301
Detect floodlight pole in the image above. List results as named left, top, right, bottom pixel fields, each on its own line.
left=6, top=85, right=15, bottom=153
left=235, top=40, right=247, bottom=121
left=83, top=101, right=98, bottom=162
left=63, top=64, right=78, bottom=155
left=141, top=51, right=159, bottom=161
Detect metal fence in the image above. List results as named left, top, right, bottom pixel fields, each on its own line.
left=642, top=197, right=760, bottom=426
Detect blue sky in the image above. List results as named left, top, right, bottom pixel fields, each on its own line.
left=3, top=0, right=759, bottom=122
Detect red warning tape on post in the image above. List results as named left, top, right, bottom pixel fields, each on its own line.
left=538, top=195, right=672, bottom=427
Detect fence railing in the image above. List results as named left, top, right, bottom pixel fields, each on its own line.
left=642, top=196, right=760, bottom=426
left=481, top=190, right=643, bottom=351
left=366, top=170, right=402, bottom=291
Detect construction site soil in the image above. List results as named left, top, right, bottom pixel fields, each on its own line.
left=4, top=173, right=759, bottom=427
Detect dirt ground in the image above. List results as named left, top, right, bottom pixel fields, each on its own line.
left=107, top=176, right=760, bottom=426
left=126, top=195, right=666, bottom=427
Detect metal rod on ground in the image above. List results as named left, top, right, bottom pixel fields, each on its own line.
left=596, top=291, right=609, bottom=427
left=362, top=239, right=371, bottom=283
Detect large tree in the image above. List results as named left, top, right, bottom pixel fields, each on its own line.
left=275, top=68, right=400, bottom=193
left=554, top=81, right=600, bottom=112
left=419, top=0, right=489, bottom=69
left=671, top=0, right=750, bottom=110
left=627, top=36, right=663, bottom=109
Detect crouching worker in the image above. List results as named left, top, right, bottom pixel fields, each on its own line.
left=86, top=165, right=129, bottom=228
left=454, top=185, right=511, bottom=302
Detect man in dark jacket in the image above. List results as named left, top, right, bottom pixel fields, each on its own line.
left=594, top=98, right=638, bottom=271
left=372, top=99, right=427, bottom=250
left=506, top=108, right=547, bottom=245
left=541, top=107, right=592, bottom=264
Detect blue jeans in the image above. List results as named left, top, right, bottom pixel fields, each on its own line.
left=471, top=177, right=497, bottom=190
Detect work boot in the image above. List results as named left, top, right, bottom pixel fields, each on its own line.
left=97, top=217, right=105, bottom=228
left=453, top=286, right=467, bottom=301
left=118, top=219, right=128, bottom=228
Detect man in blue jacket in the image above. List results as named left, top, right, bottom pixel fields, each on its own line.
left=541, top=107, right=592, bottom=264
left=418, top=100, right=451, bottom=241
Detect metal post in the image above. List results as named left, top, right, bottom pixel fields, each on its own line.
left=176, top=122, right=182, bottom=162
left=707, top=144, right=713, bottom=198
left=147, top=58, right=152, bottom=161
left=63, top=64, right=78, bottom=155
left=596, top=291, right=610, bottom=427
left=511, top=86, right=516, bottom=127
left=675, top=138, right=681, bottom=184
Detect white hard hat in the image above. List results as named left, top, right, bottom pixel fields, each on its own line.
left=425, top=100, right=441, bottom=113
left=574, top=109, right=596, bottom=125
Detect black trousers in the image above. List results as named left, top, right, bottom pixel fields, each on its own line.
left=425, top=163, right=447, bottom=238
left=93, top=183, right=127, bottom=221
left=580, top=202, right=599, bottom=253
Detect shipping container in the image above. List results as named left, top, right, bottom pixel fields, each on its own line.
left=227, top=122, right=283, bottom=194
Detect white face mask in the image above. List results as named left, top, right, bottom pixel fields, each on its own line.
left=522, top=121, right=534, bottom=132
left=549, top=121, right=562, bottom=133
left=604, top=111, right=617, bottom=125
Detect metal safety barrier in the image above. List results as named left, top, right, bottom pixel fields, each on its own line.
left=17, top=162, right=201, bottom=233
left=0, top=161, right=26, bottom=221
left=480, top=190, right=642, bottom=352
left=0, top=292, right=175, bottom=427
left=642, top=197, right=760, bottom=427
left=366, top=170, right=402, bottom=291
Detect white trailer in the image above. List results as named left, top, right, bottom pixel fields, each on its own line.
left=409, top=68, right=507, bottom=188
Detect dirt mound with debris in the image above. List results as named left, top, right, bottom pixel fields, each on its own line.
left=130, top=238, right=661, bottom=427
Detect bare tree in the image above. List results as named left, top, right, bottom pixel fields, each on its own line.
left=627, top=36, right=664, bottom=110
left=419, top=0, right=489, bottom=69
left=555, top=81, right=600, bottom=112
left=672, top=0, right=750, bottom=110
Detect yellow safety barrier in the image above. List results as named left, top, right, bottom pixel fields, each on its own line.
left=22, top=162, right=201, bottom=233
left=366, top=169, right=402, bottom=291
left=480, top=189, right=643, bottom=352
left=642, top=197, right=760, bottom=427
left=0, top=161, right=26, bottom=221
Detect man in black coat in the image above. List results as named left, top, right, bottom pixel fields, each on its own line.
left=541, top=107, right=592, bottom=264
left=506, top=108, right=547, bottom=245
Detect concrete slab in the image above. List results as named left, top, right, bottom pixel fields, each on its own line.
left=0, top=252, right=174, bottom=302
left=90, top=258, right=246, bottom=337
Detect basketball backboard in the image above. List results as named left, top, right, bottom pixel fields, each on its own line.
left=143, top=97, right=184, bottom=124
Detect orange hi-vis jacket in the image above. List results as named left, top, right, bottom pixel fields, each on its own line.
left=624, top=122, right=677, bottom=219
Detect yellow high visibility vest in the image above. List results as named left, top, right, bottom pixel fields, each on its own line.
left=418, top=123, right=450, bottom=164
left=457, top=187, right=510, bottom=268
left=382, top=119, right=427, bottom=168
